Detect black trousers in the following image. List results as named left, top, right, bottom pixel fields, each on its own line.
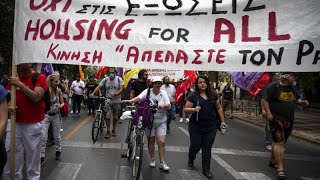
left=188, top=123, right=217, bottom=171
left=72, top=94, right=83, bottom=113
left=0, top=139, right=6, bottom=175
left=87, top=98, right=96, bottom=114
left=48, top=123, right=54, bottom=141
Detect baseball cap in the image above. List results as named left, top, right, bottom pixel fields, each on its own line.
left=151, top=76, right=163, bottom=83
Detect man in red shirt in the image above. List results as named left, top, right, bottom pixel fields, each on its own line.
left=3, top=63, right=47, bottom=180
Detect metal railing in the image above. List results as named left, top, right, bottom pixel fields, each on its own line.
left=232, top=99, right=261, bottom=116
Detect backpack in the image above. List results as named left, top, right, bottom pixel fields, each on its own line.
left=133, top=88, right=152, bottom=128
left=32, top=73, right=51, bottom=113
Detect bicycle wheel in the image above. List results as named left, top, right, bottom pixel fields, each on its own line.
left=99, top=112, right=105, bottom=132
left=126, top=120, right=134, bottom=160
left=132, top=133, right=143, bottom=180
left=91, top=113, right=101, bottom=142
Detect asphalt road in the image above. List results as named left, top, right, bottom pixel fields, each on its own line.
left=40, top=110, right=320, bottom=180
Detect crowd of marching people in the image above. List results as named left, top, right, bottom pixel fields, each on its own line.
left=0, top=64, right=309, bottom=179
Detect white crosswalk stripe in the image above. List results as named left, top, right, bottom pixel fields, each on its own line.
left=56, top=125, right=319, bottom=180
left=177, top=169, right=206, bottom=180
left=47, top=163, right=82, bottom=180
left=240, top=172, right=272, bottom=180
left=300, top=177, right=320, bottom=180
left=61, top=141, right=320, bottom=162
left=115, top=166, right=139, bottom=180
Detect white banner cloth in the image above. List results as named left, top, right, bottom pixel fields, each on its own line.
left=13, top=0, right=320, bottom=72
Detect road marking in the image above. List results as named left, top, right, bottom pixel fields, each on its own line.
left=240, top=172, right=272, bottom=180
left=61, top=141, right=320, bottom=162
left=178, top=126, right=246, bottom=180
left=178, top=126, right=190, bottom=137
left=47, top=163, right=82, bottom=180
left=114, top=166, right=140, bottom=180
left=300, top=177, right=320, bottom=180
left=177, top=169, right=206, bottom=180
left=212, top=154, right=246, bottom=180
left=63, top=116, right=92, bottom=141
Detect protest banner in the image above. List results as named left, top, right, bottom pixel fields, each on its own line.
left=12, top=0, right=320, bottom=72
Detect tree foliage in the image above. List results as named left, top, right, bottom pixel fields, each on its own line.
left=297, top=72, right=320, bottom=91
left=0, top=0, right=14, bottom=65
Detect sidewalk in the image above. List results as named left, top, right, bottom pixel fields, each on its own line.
left=232, top=108, right=320, bottom=146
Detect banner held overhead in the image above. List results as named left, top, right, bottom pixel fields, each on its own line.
left=13, top=0, right=320, bottom=72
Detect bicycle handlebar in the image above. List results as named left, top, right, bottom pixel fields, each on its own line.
left=124, top=103, right=159, bottom=111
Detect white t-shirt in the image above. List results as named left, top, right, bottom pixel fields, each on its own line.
left=138, top=89, right=170, bottom=123
left=71, top=80, right=85, bottom=95
left=100, top=76, right=124, bottom=103
left=161, top=84, right=176, bottom=103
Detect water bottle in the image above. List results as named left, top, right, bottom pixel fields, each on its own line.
left=221, top=126, right=227, bottom=135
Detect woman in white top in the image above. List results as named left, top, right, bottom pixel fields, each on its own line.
left=123, top=76, right=171, bottom=171
left=41, top=73, right=64, bottom=165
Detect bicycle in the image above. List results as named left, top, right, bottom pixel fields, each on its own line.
left=121, top=103, right=158, bottom=180
left=91, top=96, right=107, bottom=143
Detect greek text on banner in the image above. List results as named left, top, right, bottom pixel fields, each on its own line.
left=13, top=0, right=320, bottom=72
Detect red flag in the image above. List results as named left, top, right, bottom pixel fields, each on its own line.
left=95, top=66, right=108, bottom=81
left=174, top=71, right=197, bottom=106
left=248, top=73, right=271, bottom=97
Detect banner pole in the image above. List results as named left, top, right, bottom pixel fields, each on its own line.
left=10, top=65, right=17, bottom=180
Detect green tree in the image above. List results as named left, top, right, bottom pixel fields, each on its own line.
left=297, top=72, right=320, bottom=91
left=0, top=0, right=14, bottom=66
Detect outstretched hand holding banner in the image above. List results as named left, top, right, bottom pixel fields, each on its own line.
left=13, top=0, right=320, bottom=72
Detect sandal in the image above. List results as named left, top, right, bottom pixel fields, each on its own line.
left=105, top=130, right=111, bottom=139
left=277, top=170, right=286, bottom=179
left=268, top=161, right=277, bottom=169
left=111, top=130, right=117, bottom=137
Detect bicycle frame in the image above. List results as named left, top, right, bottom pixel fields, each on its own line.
left=121, top=104, right=158, bottom=180
left=91, top=97, right=107, bottom=142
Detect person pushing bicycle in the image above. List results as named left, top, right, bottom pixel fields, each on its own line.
left=90, top=67, right=124, bottom=138
left=122, top=76, right=171, bottom=171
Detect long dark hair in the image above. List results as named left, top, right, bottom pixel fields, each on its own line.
left=138, top=69, right=147, bottom=79
left=194, top=75, right=216, bottom=100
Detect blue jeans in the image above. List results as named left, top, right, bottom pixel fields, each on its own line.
left=166, top=102, right=176, bottom=129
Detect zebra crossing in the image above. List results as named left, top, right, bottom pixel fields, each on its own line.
left=41, top=116, right=320, bottom=180
left=48, top=136, right=319, bottom=180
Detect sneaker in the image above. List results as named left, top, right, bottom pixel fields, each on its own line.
left=111, top=130, right=117, bottom=137
left=149, top=160, right=156, bottom=168
left=265, top=144, right=272, bottom=151
left=185, top=118, right=189, bottom=124
left=47, top=140, right=55, bottom=146
left=188, top=160, right=194, bottom=168
left=55, top=151, right=61, bottom=161
left=179, top=118, right=183, bottom=123
left=203, top=170, right=213, bottom=178
left=41, top=157, right=45, bottom=166
left=159, top=162, right=170, bottom=171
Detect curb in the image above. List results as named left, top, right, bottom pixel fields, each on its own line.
left=233, top=115, right=320, bottom=146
